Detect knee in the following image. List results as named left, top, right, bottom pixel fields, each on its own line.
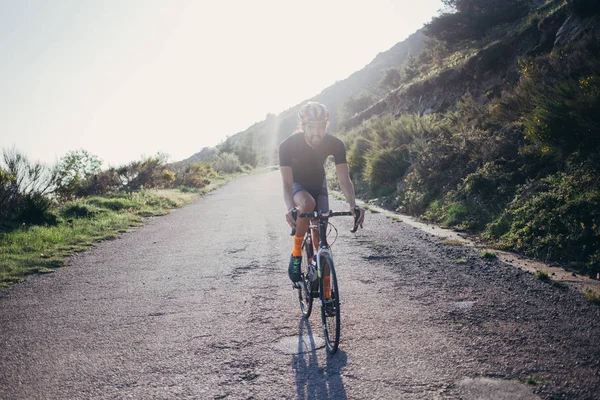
left=297, top=197, right=316, bottom=213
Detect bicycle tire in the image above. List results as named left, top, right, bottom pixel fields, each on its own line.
left=298, top=234, right=314, bottom=318
left=319, top=254, right=340, bottom=354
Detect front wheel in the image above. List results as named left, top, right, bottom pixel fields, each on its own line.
left=298, top=236, right=314, bottom=318
left=320, top=255, right=340, bottom=354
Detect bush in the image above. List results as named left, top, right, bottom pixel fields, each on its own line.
left=444, top=201, right=475, bottom=230
left=340, top=92, right=375, bottom=122
left=499, top=34, right=600, bottom=158
left=119, top=154, right=174, bottom=191
left=173, top=162, right=215, bottom=189
left=53, top=149, right=102, bottom=200
left=379, top=68, right=402, bottom=91
left=488, top=170, right=600, bottom=274
left=74, top=168, right=123, bottom=197
left=425, top=0, right=535, bottom=44
left=0, top=148, right=56, bottom=225
left=347, top=137, right=372, bottom=177
left=363, top=147, right=411, bottom=193
left=60, top=202, right=102, bottom=218
left=15, top=193, right=57, bottom=226
left=212, top=152, right=242, bottom=174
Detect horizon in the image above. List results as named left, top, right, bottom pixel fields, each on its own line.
left=1, top=0, right=444, bottom=168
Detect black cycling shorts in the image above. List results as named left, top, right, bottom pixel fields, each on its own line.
left=292, top=179, right=329, bottom=212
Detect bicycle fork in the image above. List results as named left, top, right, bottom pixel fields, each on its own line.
left=316, top=247, right=332, bottom=301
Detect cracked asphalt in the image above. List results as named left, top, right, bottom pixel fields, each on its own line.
left=1, top=171, right=599, bottom=399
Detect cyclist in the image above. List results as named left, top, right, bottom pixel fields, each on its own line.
left=279, top=101, right=365, bottom=284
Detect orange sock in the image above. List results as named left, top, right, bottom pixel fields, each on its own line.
left=292, top=236, right=304, bottom=257
left=292, top=235, right=303, bottom=257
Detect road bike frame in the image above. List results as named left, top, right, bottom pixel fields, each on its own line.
left=291, top=207, right=360, bottom=354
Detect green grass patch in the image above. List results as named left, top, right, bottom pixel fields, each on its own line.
left=442, top=239, right=465, bottom=246
left=524, top=376, right=537, bottom=385
left=535, top=269, right=550, bottom=281
left=583, top=287, right=600, bottom=305
left=0, top=188, right=204, bottom=287
left=456, top=258, right=467, bottom=264
left=480, top=250, right=497, bottom=259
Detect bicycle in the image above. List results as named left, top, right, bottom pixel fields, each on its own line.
left=290, top=206, right=360, bottom=354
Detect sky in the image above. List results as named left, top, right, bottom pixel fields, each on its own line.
left=1, top=0, right=444, bottom=167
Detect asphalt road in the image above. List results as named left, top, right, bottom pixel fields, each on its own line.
left=1, top=171, right=599, bottom=400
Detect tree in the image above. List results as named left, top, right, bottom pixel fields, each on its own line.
left=54, top=149, right=102, bottom=199
left=379, top=68, right=403, bottom=91
left=425, top=0, right=535, bottom=44
left=236, top=132, right=258, bottom=167
left=403, top=51, right=420, bottom=81
left=340, top=92, right=375, bottom=122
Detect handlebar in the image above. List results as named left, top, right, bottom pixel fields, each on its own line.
left=290, top=206, right=361, bottom=236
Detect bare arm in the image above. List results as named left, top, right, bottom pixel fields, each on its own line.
left=280, top=166, right=297, bottom=228
left=280, top=166, right=295, bottom=211
left=335, top=163, right=365, bottom=227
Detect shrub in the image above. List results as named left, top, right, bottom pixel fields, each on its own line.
left=53, top=149, right=102, bottom=200
left=173, top=162, right=216, bottom=189
left=15, top=193, right=57, bottom=225
left=212, top=152, right=242, bottom=174
left=0, top=148, right=55, bottom=225
left=488, top=170, right=600, bottom=274
left=499, top=33, right=600, bottom=159
left=60, top=202, right=102, bottom=218
left=425, top=0, right=535, bottom=44
left=347, top=137, right=372, bottom=177
left=119, top=153, right=173, bottom=191
left=363, top=146, right=411, bottom=193
left=340, top=92, right=375, bottom=122
left=444, top=201, right=472, bottom=229
left=74, top=168, right=123, bottom=196
left=379, top=68, right=402, bottom=91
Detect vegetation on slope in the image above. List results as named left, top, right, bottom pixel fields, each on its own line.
left=336, top=0, right=600, bottom=276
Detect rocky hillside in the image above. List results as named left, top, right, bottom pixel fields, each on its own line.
left=341, top=0, right=599, bottom=130
left=175, top=0, right=600, bottom=276
left=336, top=0, right=600, bottom=276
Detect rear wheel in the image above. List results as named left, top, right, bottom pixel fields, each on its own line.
left=320, top=255, right=340, bottom=354
left=298, top=234, right=314, bottom=318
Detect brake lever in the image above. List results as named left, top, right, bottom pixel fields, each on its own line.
left=350, top=205, right=361, bottom=233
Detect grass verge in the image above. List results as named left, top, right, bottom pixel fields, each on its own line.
left=0, top=181, right=228, bottom=288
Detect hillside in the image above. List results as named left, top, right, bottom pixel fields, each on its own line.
left=177, top=0, right=600, bottom=276
left=337, top=0, right=600, bottom=276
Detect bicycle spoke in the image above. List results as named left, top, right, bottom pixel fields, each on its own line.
left=320, top=255, right=340, bottom=354
left=298, top=234, right=314, bottom=318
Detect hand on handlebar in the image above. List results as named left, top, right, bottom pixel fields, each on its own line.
left=351, top=205, right=365, bottom=233
left=287, top=207, right=297, bottom=235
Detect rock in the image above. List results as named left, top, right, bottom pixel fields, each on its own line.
left=555, top=14, right=600, bottom=47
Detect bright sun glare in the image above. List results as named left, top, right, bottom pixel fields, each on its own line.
left=0, top=0, right=443, bottom=167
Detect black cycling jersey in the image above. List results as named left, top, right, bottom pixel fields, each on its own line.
left=279, top=131, right=347, bottom=191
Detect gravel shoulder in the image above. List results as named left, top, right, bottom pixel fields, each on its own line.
left=1, top=171, right=599, bottom=400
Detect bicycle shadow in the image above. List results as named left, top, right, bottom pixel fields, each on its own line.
left=291, top=316, right=348, bottom=400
